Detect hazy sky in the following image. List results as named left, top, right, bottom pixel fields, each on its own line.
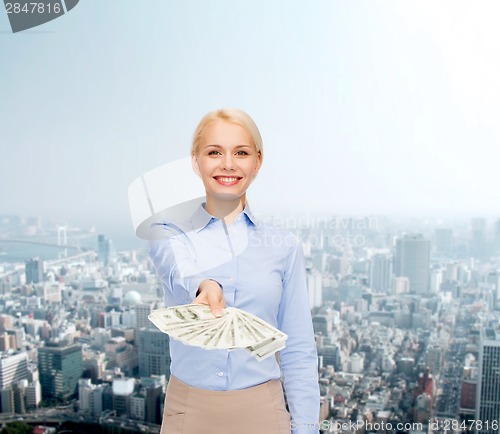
left=1, top=1, right=499, bottom=238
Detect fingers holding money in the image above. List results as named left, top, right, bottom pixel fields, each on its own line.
left=148, top=304, right=288, bottom=361
left=193, top=279, right=225, bottom=317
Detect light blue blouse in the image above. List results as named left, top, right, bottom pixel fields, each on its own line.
left=149, top=202, right=320, bottom=433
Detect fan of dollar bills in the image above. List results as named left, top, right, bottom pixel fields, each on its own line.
left=148, top=304, right=287, bottom=361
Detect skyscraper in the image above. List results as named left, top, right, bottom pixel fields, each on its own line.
left=471, top=218, right=488, bottom=259
left=486, top=271, right=500, bottom=310
left=25, top=257, right=43, bottom=284
left=494, top=219, right=500, bottom=256
left=136, top=302, right=155, bottom=329
left=0, top=352, right=29, bottom=389
left=38, top=341, right=83, bottom=401
left=98, top=234, right=110, bottom=266
left=394, top=234, right=430, bottom=294
left=137, top=328, right=170, bottom=378
left=476, top=328, right=500, bottom=434
left=369, top=254, right=392, bottom=292
left=145, top=382, right=163, bottom=424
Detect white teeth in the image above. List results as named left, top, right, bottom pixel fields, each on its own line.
left=217, top=177, right=239, bottom=182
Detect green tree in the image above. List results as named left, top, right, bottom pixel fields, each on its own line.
left=1, top=422, right=34, bottom=434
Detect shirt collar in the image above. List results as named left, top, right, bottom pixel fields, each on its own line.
left=190, top=201, right=257, bottom=233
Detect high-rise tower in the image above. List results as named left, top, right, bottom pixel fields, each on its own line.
left=38, top=341, right=82, bottom=401
left=135, top=302, right=156, bottom=329
left=471, top=218, right=488, bottom=259
left=98, top=234, right=111, bottom=266
left=494, top=219, right=500, bottom=256
left=25, top=257, right=43, bottom=284
left=137, top=328, right=170, bottom=378
left=394, top=234, right=430, bottom=294
left=370, top=254, right=392, bottom=292
left=476, top=328, right=500, bottom=434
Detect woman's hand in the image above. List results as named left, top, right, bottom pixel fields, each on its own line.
left=193, top=279, right=226, bottom=317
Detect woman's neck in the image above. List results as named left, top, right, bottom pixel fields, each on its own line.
left=205, top=195, right=246, bottom=226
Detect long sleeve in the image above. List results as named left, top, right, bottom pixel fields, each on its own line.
left=148, top=223, right=205, bottom=306
left=277, top=238, right=320, bottom=434
left=149, top=203, right=320, bottom=422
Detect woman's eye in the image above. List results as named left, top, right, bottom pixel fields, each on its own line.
left=208, top=150, right=221, bottom=155
left=236, top=151, right=249, bottom=156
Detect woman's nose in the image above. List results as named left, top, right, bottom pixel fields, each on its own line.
left=221, top=154, right=235, bottom=170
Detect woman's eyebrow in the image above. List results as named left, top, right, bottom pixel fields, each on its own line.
left=204, top=144, right=252, bottom=149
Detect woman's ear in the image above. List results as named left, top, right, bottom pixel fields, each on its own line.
left=191, top=154, right=201, bottom=177
left=254, top=151, right=263, bottom=175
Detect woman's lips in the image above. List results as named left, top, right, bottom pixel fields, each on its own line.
left=213, top=176, right=242, bottom=186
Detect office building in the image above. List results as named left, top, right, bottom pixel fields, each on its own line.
left=104, top=337, right=138, bottom=376
left=38, top=341, right=83, bottom=401
left=137, top=328, right=170, bottom=378
left=494, top=219, right=500, bottom=256
left=486, top=271, right=500, bottom=309
left=136, top=303, right=155, bottom=329
left=25, top=380, right=42, bottom=409
left=0, top=388, right=14, bottom=414
left=394, top=234, right=430, bottom=294
left=13, top=380, right=27, bottom=414
left=130, top=391, right=146, bottom=420
left=461, top=367, right=477, bottom=413
left=476, top=329, right=500, bottom=433
left=369, top=254, right=392, bottom=292
left=0, top=352, right=29, bottom=389
left=471, top=218, right=488, bottom=259
left=429, top=267, right=443, bottom=293
left=98, top=234, right=111, bottom=266
left=112, top=378, right=134, bottom=416
left=145, top=383, right=163, bottom=424
left=78, top=379, right=104, bottom=416
left=25, top=257, right=44, bottom=284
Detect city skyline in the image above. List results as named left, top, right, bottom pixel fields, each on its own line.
left=1, top=199, right=500, bottom=431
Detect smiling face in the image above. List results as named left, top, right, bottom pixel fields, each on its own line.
left=192, top=119, right=262, bottom=206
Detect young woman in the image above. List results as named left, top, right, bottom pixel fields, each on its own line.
left=149, top=108, right=320, bottom=434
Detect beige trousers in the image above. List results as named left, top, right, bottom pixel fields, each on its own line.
left=161, top=376, right=291, bottom=434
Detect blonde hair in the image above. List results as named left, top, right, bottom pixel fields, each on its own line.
left=191, top=108, right=263, bottom=162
